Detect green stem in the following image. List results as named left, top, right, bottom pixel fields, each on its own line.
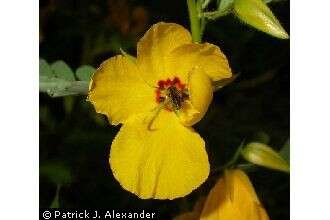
left=39, top=77, right=89, bottom=98
left=202, top=0, right=212, bottom=9
left=202, top=10, right=230, bottom=20
left=223, top=141, right=245, bottom=168
left=50, top=184, right=61, bottom=208
left=187, top=0, right=202, bottom=43
left=200, top=13, right=207, bottom=39
left=211, top=141, right=245, bottom=174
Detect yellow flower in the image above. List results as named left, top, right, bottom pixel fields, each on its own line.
left=88, top=22, right=232, bottom=199
left=200, top=169, right=269, bottom=220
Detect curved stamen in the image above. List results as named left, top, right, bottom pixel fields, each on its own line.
left=146, top=100, right=168, bottom=131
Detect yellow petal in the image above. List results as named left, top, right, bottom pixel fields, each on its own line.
left=167, top=43, right=232, bottom=82
left=255, top=202, right=270, bottom=220
left=179, top=68, right=213, bottom=126
left=178, top=101, right=200, bottom=127
left=137, top=22, right=192, bottom=85
left=88, top=55, right=155, bottom=125
left=201, top=169, right=269, bottom=220
left=110, top=110, right=210, bottom=199
left=229, top=170, right=260, bottom=204
left=201, top=176, right=240, bottom=220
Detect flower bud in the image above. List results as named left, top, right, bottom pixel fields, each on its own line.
left=233, top=0, right=289, bottom=39
left=201, top=169, right=269, bottom=220
left=241, top=142, right=290, bottom=172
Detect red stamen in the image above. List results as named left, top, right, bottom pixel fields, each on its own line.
left=155, top=90, right=160, bottom=102
left=157, top=81, right=164, bottom=89
left=172, top=77, right=179, bottom=84
left=178, top=83, right=185, bottom=90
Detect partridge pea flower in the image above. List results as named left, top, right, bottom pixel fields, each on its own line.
left=201, top=169, right=269, bottom=220
left=88, top=22, right=232, bottom=199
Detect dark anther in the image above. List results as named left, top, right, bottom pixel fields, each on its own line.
left=167, top=86, right=188, bottom=110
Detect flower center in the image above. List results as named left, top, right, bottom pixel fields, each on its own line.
left=155, top=77, right=189, bottom=111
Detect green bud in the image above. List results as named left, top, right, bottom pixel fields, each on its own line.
left=241, top=142, right=290, bottom=172
left=233, top=0, right=289, bottom=39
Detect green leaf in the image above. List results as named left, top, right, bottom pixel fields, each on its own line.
left=39, top=59, right=90, bottom=97
left=76, top=65, right=96, bottom=81
left=40, top=163, right=72, bottom=185
left=39, top=58, right=53, bottom=77
left=51, top=60, right=75, bottom=81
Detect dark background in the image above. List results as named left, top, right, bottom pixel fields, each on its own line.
left=40, top=0, right=289, bottom=219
